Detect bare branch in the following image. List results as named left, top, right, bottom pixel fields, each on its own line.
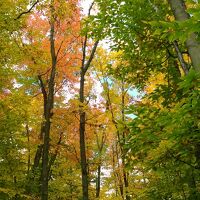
left=56, top=40, right=64, bottom=58
left=83, top=40, right=99, bottom=74
left=15, top=0, right=39, bottom=20
left=82, top=36, right=88, bottom=68
left=82, top=1, right=95, bottom=68
left=88, top=2, right=95, bottom=16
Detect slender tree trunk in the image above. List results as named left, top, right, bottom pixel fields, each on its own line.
left=95, top=129, right=106, bottom=198
left=123, top=169, right=130, bottom=200
left=28, top=76, right=47, bottom=183
left=103, top=77, right=130, bottom=200
left=48, top=132, right=63, bottom=176
left=41, top=107, right=51, bottom=200
left=32, top=144, right=43, bottom=175
left=111, top=145, right=119, bottom=197
left=79, top=71, right=89, bottom=200
left=41, top=5, right=57, bottom=199
left=168, top=0, right=200, bottom=72
left=26, top=78, right=46, bottom=194
left=96, top=165, right=101, bottom=198
left=115, top=143, right=124, bottom=199
left=26, top=124, right=31, bottom=174
left=121, top=81, right=130, bottom=200
left=79, top=12, right=99, bottom=195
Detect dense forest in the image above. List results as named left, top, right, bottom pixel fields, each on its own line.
left=0, top=0, right=200, bottom=199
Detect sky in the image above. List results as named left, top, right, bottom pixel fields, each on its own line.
left=80, top=0, right=93, bottom=15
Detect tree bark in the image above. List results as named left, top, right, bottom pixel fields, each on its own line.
left=168, top=0, right=200, bottom=72
left=95, top=129, right=106, bottom=198
left=121, top=82, right=130, bottom=200
left=79, top=71, right=89, bottom=200
left=78, top=3, right=99, bottom=199
left=26, top=75, right=47, bottom=194
left=79, top=41, right=99, bottom=199
left=96, top=165, right=101, bottom=198
left=41, top=4, right=57, bottom=199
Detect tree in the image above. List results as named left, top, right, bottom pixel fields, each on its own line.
left=168, top=0, right=200, bottom=72
left=93, top=48, right=136, bottom=199
left=79, top=2, right=99, bottom=197
left=1, top=0, right=200, bottom=199
left=92, top=0, right=200, bottom=199
left=16, top=0, right=81, bottom=198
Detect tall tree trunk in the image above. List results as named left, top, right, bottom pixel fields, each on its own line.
left=103, top=76, right=130, bottom=200
left=168, top=0, right=200, bottom=72
left=26, top=61, right=48, bottom=195
left=121, top=82, right=130, bottom=200
left=116, top=146, right=124, bottom=199
left=79, top=71, right=89, bottom=200
left=79, top=3, right=99, bottom=192
left=111, top=145, right=119, bottom=197
left=41, top=4, right=57, bottom=199
left=168, top=1, right=200, bottom=189
left=78, top=4, right=99, bottom=199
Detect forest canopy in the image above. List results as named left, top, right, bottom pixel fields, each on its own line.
left=0, top=0, right=200, bottom=199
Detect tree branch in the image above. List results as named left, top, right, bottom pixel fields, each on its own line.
left=56, top=40, right=64, bottom=58
left=83, top=40, right=99, bottom=74
left=81, top=1, right=95, bottom=70
left=48, top=132, right=63, bottom=179
left=173, top=40, right=189, bottom=75
left=15, top=0, right=39, bottom=20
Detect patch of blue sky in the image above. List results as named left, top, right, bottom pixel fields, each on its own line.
left=128, top=88, right=139, bottom=97
left=128, top=87, right=145, bottom=100
left=126, top=113, right=137, bottom=119
left=99, top=77, right=113, bottom=86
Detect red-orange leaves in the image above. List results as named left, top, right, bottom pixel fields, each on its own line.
left=24, top=0, right=82, bottom=88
